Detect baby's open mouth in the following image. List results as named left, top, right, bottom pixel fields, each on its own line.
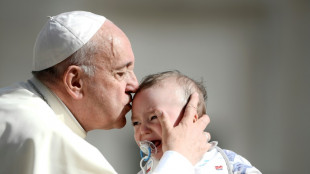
left=151, top=140, right=162, bottom=148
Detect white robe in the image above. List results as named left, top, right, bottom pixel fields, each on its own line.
left=0, top=78, right=194, bottom=174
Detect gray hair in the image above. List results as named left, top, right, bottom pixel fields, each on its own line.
left=136, top=70, right=207, bottom=117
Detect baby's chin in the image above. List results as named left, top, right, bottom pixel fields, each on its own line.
left=153, top=151, right=163, bottom=161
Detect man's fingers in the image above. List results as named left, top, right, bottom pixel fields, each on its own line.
left=196, top=114, right=210, bottom=130
left=181, top=92, right=199, bottom=124
left=204, top=132, right=211, bottom=142
left=156, top=110, right=172, bottom=132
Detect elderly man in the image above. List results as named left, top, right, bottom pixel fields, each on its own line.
left=0, top=11, right=210, bottom=174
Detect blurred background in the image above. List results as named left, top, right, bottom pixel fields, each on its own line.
left=0, top=0, right=309, bottom=173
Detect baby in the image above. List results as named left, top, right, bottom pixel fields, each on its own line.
left=131, top=70, right=261, bottom=174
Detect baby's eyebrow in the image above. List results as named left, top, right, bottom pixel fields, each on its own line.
left=131, top=108, right=156, bottom=121
left=147, top=108, right=157, bottom=115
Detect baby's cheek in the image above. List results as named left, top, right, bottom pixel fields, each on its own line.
left=133, top=131, right=139, bottom=142
left=154, top=124, right=163, bottom=137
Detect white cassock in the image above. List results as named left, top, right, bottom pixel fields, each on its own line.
left=0, top=77, right=194, bottom=174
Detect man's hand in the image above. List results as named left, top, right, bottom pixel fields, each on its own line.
left=156, top=92, right=211, bottom=165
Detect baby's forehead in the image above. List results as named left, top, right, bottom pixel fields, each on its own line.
left=155, top=76, right=180, bottom=87
left=152, top=78, right=183, bottom=91
left=135, top=75, right=189, bottom=103
left=152, top=80, right=187, bottom=102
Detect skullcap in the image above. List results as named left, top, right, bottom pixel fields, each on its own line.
left=33, top=11, right=106, bottom=71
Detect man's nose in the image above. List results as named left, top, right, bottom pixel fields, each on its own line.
left=126, top=71, right=139, bottom=93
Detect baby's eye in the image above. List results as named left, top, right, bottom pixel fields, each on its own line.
left=150, top=115, right=157, bottom=121
left=132, top=121, right=140, bottom=126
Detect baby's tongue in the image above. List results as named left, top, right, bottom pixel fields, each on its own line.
left=152, top=140, right=161, bottom=147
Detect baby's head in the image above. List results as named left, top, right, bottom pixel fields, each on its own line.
left=131, top=70, right=207, bottom=160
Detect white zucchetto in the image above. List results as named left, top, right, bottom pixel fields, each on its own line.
left=33, top=11, right=106, bottom=71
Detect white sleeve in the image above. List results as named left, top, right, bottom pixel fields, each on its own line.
left=152, top=151, right=195, bottom=174
left=223, top=149, right=262, bottom=174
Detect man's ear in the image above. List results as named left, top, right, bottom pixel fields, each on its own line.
left=63, top=65, right=84, bottom=100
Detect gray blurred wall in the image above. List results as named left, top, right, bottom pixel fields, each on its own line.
left=0, top=0, right=309, bottom=173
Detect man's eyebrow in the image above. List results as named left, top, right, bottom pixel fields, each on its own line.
left=115, top=61, right=133, bottom=70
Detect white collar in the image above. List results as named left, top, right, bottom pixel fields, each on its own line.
left=29, top=77, right=87, bottom=138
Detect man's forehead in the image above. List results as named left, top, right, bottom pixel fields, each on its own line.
left=97, top=21, right=134, bottom=70
left=98, top=51, right=134, bottom=70
left=108, top=42, right=135, bottom=69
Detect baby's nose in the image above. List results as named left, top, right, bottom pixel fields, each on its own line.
left=140, top=124, right=151, bottom=135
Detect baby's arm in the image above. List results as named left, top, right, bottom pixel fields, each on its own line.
left=224, top=149, right=262, bottom=174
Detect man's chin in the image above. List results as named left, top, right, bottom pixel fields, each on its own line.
left=115, top=122, right=126, bottom=129
left=111, top=106, right=131, bottom=129
left=114, top=116, right=127, bottom=129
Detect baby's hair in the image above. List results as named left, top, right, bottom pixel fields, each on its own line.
left=136, top=70, right=207, bottom=117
